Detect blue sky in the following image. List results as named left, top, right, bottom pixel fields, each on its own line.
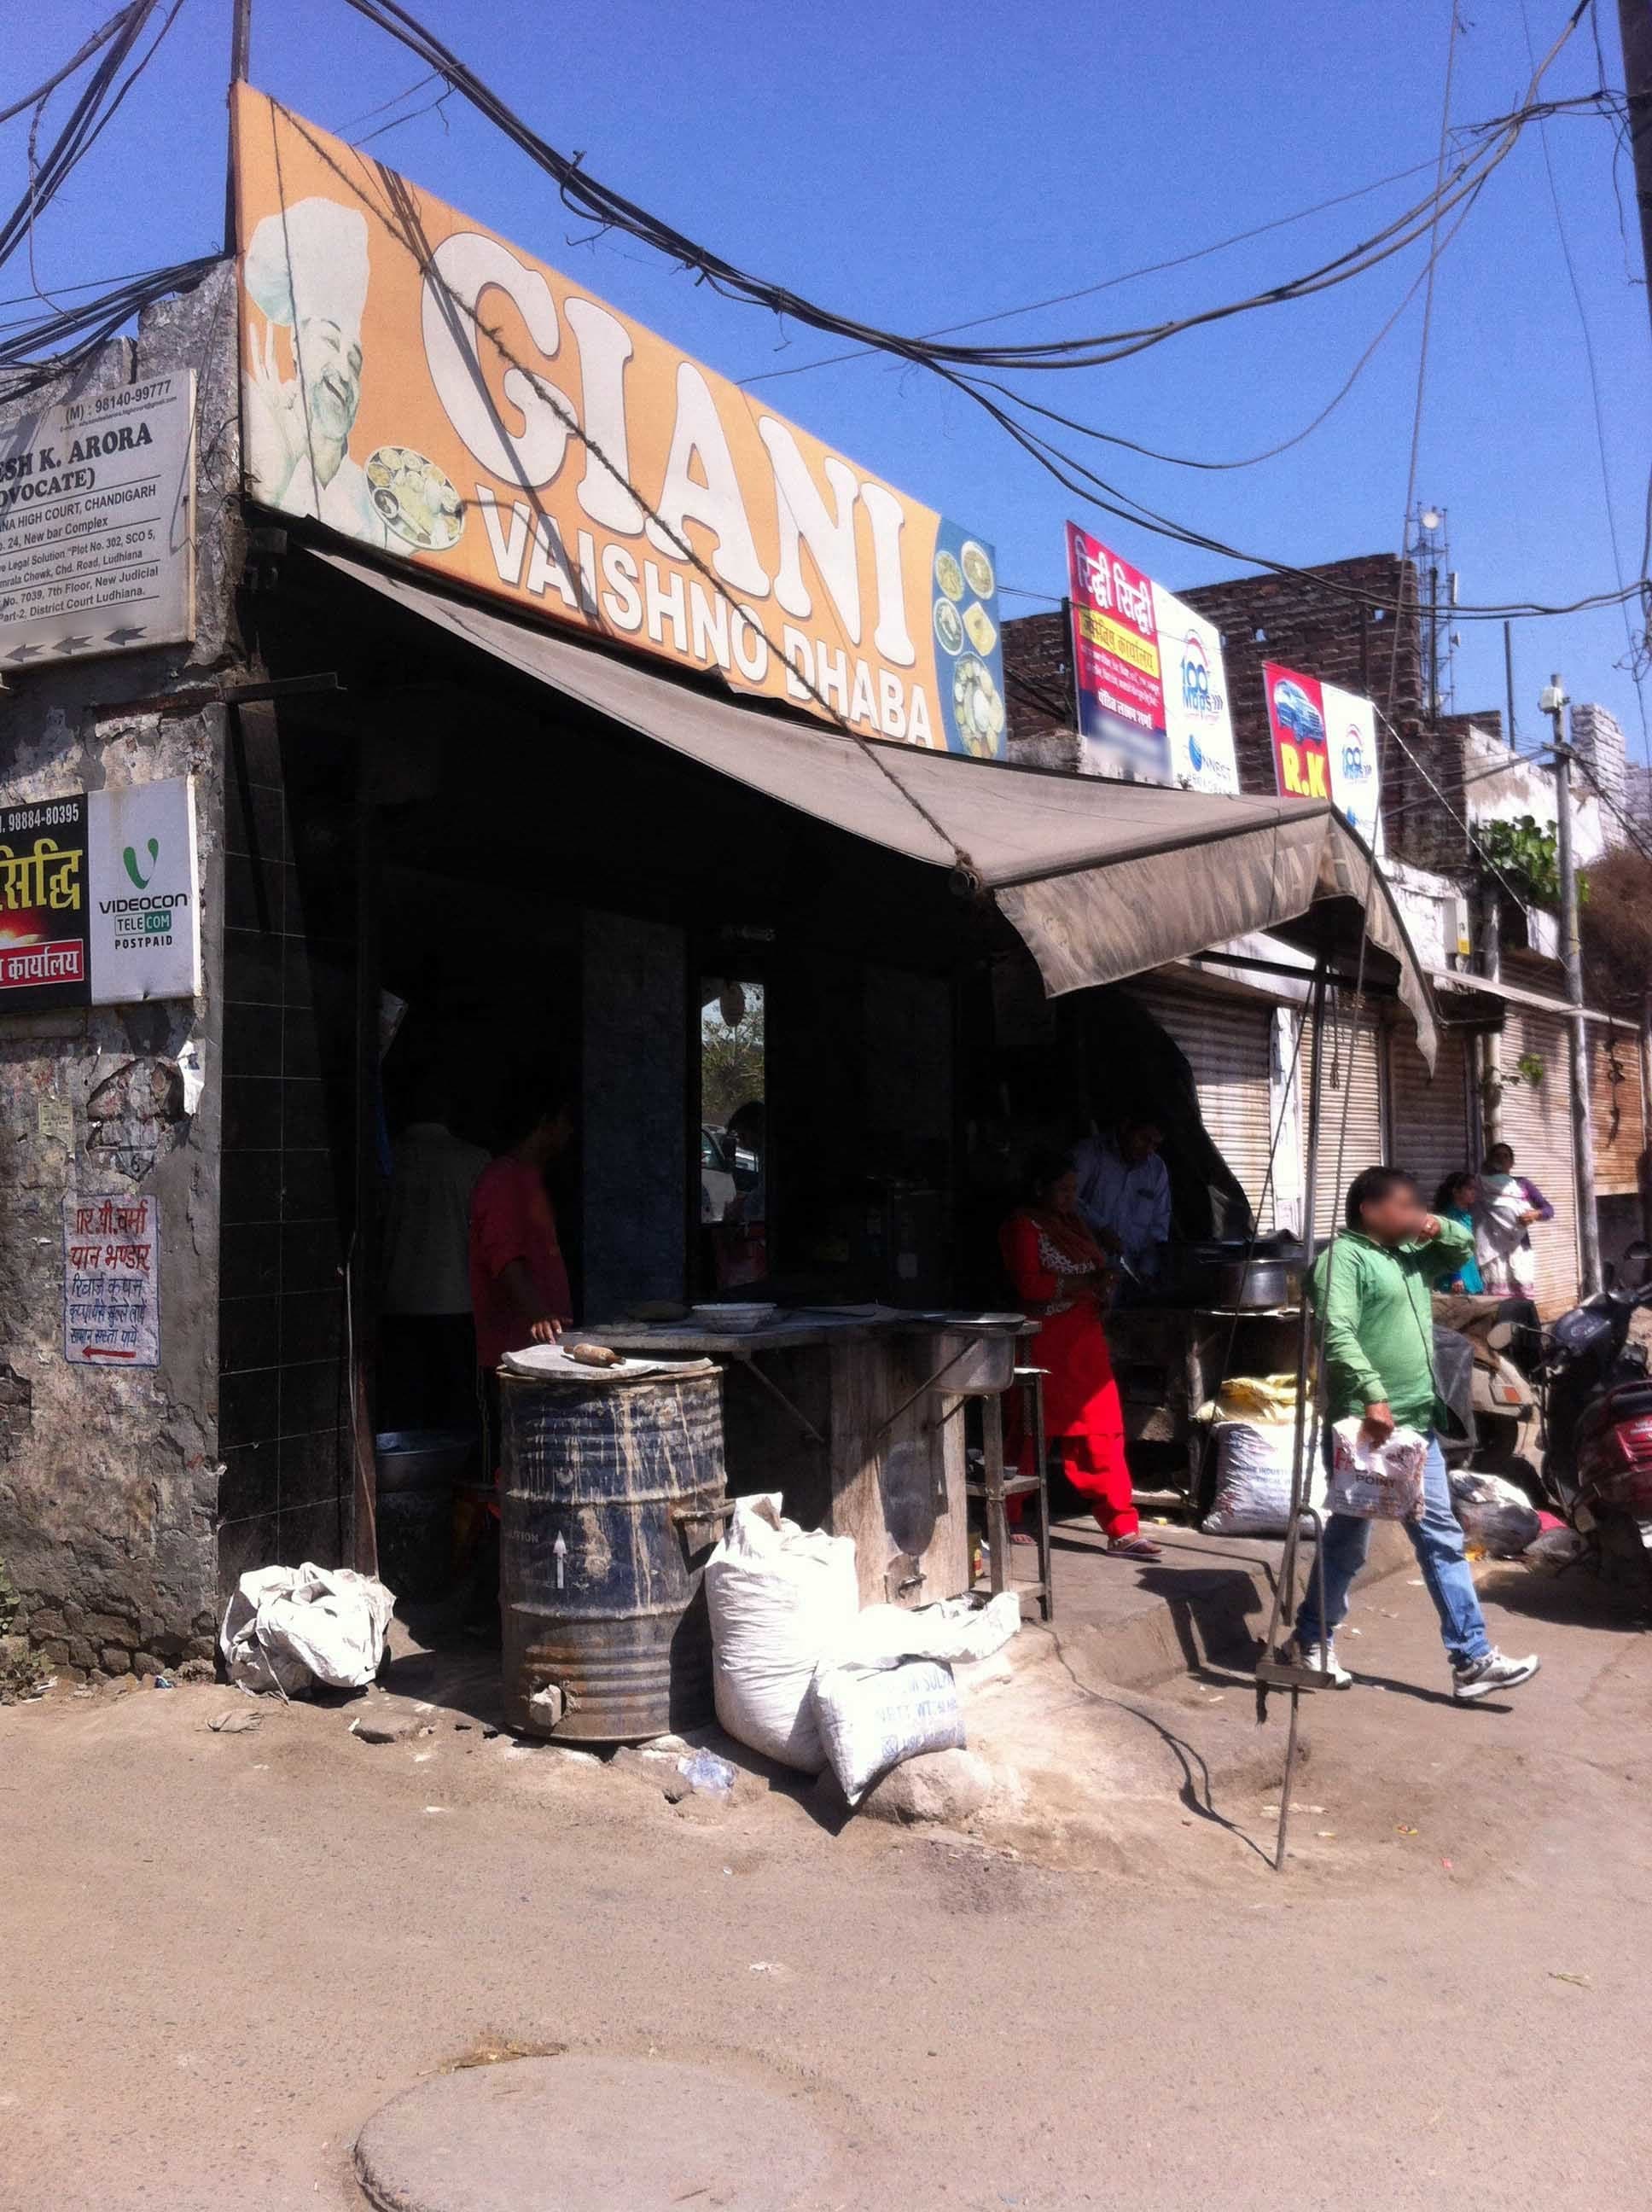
left=13, top=0, right=1649, bottom=756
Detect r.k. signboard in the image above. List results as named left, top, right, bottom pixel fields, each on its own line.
left=1064, top=523, right=1237, bottom=793
left=0, top=776, right=200, bottom=1010
left=1264, top=661, right=1382, bottom=851
left=231, top=87, right=1008, bottom=760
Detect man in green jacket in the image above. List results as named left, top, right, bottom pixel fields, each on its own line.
left=1294, top=1164, right=1540, bottom=1703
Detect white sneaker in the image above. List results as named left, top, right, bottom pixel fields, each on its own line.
left=1293, top=1638, right=1352, bottom=1688
left=1452, top=1649, right=1541, bottom=1702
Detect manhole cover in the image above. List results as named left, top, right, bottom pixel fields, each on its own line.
left=355, top=2054, right=834, bottom=2211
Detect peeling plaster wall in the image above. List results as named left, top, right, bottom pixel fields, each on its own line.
left=0, top=264, right=242, bottom=1673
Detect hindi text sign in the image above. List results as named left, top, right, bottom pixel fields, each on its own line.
left=1065, top=522, right=1237, bottom=792
left=62, top=1192, right=160, bottom=1368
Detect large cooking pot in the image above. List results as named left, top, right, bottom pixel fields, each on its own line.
left=1209, top=1256, right=1300, bottom=1310
left=1164, top=1237, right=1303, bottom=1309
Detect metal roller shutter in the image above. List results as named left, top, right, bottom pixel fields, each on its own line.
left=1388, top=1022, right=1473, bottom=1210
left=1589, top=1020, right=1645, bottom=1198
left=1497, top=1003, right=1580, bottom=1316
left=1130, top=981, right=1280, bottom=1229
left=1302, top=998, right=1387, bottom=1242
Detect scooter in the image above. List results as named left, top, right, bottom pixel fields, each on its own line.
left=1431, top=1291, right=1544, bottom=1495
left=1538, top=1246, right=1652, bottom=1600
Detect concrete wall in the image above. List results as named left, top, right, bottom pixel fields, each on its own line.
left=0, top=265, right=243, bottom=1674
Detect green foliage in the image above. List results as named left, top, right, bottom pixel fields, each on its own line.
left=0, top=1557, right=45, bottom=1704
left=701, top=992, right=765, bottom=1127
left=1476, top=813, right=1587, bottom=914
left=1515, top=1052, right=1546, bottom=1088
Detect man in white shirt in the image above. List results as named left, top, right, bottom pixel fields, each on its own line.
left=381, top=1113, right=490, bottom=1429
left=1072, top=1117, right=1172, bottom=1294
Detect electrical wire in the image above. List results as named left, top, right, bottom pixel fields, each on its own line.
left=737, top=145, right=1483, bottom=389
left=0, top=0, right=184, bottom=287
left=322, top=0, right=1644, bottom=621
left=334, top=0, right=1595, bottom=376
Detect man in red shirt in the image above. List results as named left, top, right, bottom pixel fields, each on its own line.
left=469, top=1080, right=576, bottom=1417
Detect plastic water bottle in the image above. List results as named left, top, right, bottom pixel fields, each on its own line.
left=679, top=1748, right=736, bottom=1800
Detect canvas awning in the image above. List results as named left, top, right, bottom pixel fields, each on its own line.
left=314, top=547, right=1437, bottom=1063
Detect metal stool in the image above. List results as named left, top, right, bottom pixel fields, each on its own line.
left=966, top=1365, right=1053, bottom=1621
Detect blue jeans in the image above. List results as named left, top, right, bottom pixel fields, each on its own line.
left=1294, top=1431, right=1492, bottom=1671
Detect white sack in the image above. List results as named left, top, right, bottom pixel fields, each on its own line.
left=1326, top=1419, right=1429, bottom=1522
left=811, top=1656, right=965, bottom=1807
left=829, top=1590, right=1021, bottom=1670
left=219, top=1562, right=395, bottom=1695
left=1202, top=1420, right=1325, bottom=1538
left=703, top=1493, right=858, bottom=1772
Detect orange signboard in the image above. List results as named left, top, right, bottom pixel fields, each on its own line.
left=230, top=86, right=1006, bottom=757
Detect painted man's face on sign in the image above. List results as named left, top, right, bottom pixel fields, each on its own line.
left=300, top=317, right=364, bottom=444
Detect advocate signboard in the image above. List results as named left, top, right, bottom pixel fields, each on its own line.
left=231, top=88, right=1007, bottom=760
left=0, top=777, right=200, bottom=1010
left=1064, top=523, right=1237, bottom=793
left=0, top=374, right=195, bottom=672
left=1263, top=661, right=1382, bottom=850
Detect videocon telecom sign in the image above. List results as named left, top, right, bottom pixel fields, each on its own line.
left=0, top=776, right=200, bottom=1010
left=230, top=87, right=1009, bottom=760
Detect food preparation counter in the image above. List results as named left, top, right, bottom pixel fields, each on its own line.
left=587, top=1310, right=1028, bottom=1607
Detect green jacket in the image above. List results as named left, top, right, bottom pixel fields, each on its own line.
left=1309, top=1218, right=1475, bottom=1430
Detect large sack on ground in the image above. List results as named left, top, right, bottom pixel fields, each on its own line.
left=219, top=1563, right=394, bottom=1694
left=1202, top=1420, right=1324, bottom=1537
left=703, top=1493, right=858, bottom=1772
left=811, top=1655, right=965, bottom=1807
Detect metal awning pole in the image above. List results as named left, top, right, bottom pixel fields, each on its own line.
left=1258, top=944, right=1329, bottom=1871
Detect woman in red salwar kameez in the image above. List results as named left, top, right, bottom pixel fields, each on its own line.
left=999, top=1155, right=1161, bottom=1560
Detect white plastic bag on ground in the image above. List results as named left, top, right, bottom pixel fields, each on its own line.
left=811, top=1656, right=965, bottom=1806
left=1201, top=1420, right=1324, bottom=1537
left=1450, top=1470, right=1542, bottom=1557
left=219, top=1563, right=395, bottom=1695
left=703, top=1493, right=858, bottom=1772
left=1326, top=1418, right=1429, bottom=1522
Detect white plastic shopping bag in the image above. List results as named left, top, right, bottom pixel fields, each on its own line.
left=1326, top=1418, right=1429, bottom=1522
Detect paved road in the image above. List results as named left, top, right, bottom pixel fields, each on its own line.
left=2, top=1559, right=1647, bottom=2212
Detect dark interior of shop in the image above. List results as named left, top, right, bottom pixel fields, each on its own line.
left=220, top=549, right=1377, bottom=1562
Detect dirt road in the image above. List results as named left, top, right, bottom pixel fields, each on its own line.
left=2, top=1559, right=1647, bottom=2212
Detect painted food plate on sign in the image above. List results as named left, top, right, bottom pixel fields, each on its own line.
left=960, top=540, right=996, bottom=598
left=934, top=597, right=964, bottom=655
left=934, top=549, right=965, bottom=602
left=952, top=655, right=1005, bottom=757
left=365, top=445, right=467, bottom=550
left=963, top=602, right=997, bottom=656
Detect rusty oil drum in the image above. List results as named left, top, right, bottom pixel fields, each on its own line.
left=500, top=1366, right=725, bottom=1742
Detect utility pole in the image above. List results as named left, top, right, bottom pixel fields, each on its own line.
left=1544, top=674, right=1603, bottom=1294
left=223, top=0, right=252, bottom=255
left=1620, top=0, right=1652, bottom=347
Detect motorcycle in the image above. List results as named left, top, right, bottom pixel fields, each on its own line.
left=1537, top=1243, right=1652, bottom=1598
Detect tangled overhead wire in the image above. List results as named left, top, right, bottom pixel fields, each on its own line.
left=325, top=0, right=1640, bottom=623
